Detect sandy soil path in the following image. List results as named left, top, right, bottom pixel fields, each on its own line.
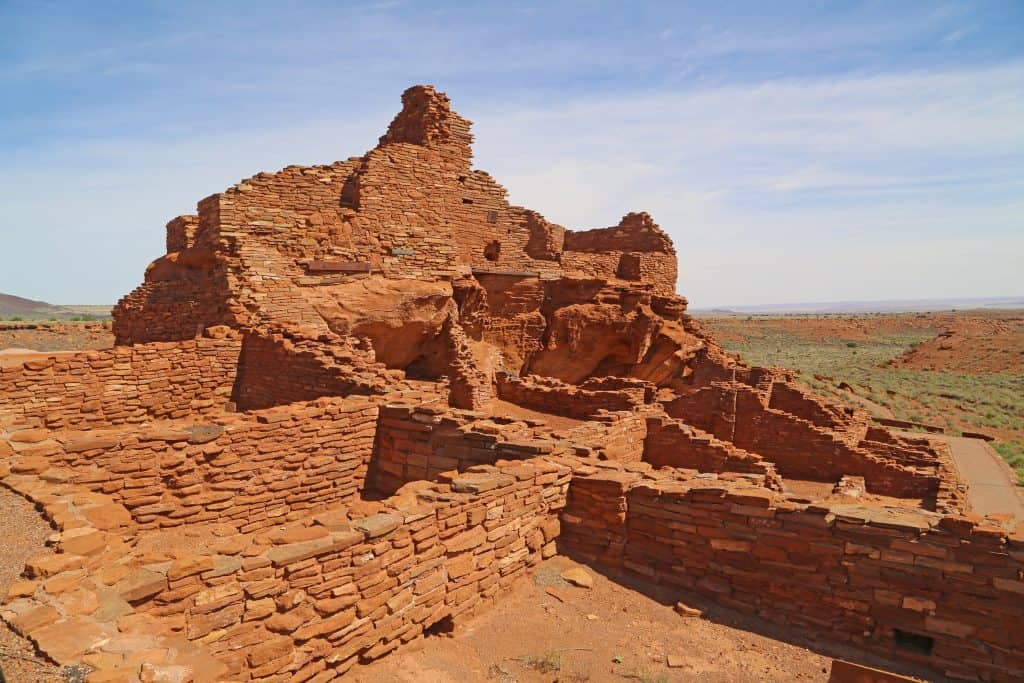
left=901, top=432, right=1024, bottom=520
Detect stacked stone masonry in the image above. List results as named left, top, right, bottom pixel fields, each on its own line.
left=1, top=85, right=1017, bottom=682
left=9, top=398, right=379, bottom=533
left=0, top=337, right=240, bottom=430
left=560, top=468, right=1024, bottom=682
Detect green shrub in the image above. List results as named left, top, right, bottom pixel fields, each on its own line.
left=993, top=441, right=1024, bottom=485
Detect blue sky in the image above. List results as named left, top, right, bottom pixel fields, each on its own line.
left=1, top=1, right=1022, bottom=307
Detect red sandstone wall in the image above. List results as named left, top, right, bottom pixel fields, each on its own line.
left=561, top=411, right=649, bottom=463
left=768, top=381, right=868, bottom=439
left=0, top=339, right=240, bottom=430
left=166, top=215, right=200, bottom=253
left=558, top=469, right=634, bottom=567
left=444, top=321, right=494, bottom=410
left=561, top=213, right=677, bottom=293
left=731, top=389, right=938, bottom=498
left=561, top=472, right=1024, bottom=681
left=496, top=374, right=647, bottom=420
left=642, top=416, right=781, bottom=485
left=232, top=332, right=394, bottom=411
left=370, top=404, right=559, bottom=495
left=662, top=382, right=739, bottom=440
left=116, top=88, right=691, bottom=350
left=132, top=460, right=570, bottom=679
left=17, top=398, right=379, bottom=532
left=113, top=279, right=235, bottom=345
left=665, top=382, right=940, bottom=499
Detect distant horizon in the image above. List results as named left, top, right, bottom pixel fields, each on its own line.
left=7, top=291, right=1024, bottom=314
left=690, top=295, right=1024, bottom=314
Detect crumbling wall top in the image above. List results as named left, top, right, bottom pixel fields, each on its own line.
left=377, top=84, right=473, bottom=163
left=564, top=212, right=675, bottom=254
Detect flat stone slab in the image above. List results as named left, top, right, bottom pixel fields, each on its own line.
left=561, top=567, right=593, bottom=588
left=307, top=260, right=372, bottom=273
left=352, top=513, right=402, bottom=539
left=451, top=474, right=515, bottom=494
left=830, top=504, right=938, bottom=532
left=189, top=424, right=224, bottom=444
left=266, top=530, right=365, bottom=567
left=64, top=433, right=120, bottom=453
left=115, top=568, right=168, bottom=602
left=31, top=617, right=109, bottom=665
left=471, top=268, right=539, bottom=277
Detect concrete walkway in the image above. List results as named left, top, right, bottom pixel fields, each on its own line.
left=903, top=432, right=1024, bottom=520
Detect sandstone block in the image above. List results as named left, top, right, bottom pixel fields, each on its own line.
left=82, top=503, right=133, bottom=530
left=64, top=433, right=120, bottom=453
left=445, top=527, right=486, bottom=554
left=31, top=617, right=109, bottom=665
left=561, top=567, right=594, bottom=588
left=353, top=513, right=402, bottom=539
left=115, top=568, right=167, bottom=602
left=167, top=556, right=216, bottom=581
left=247, top=634, right=294, bottom=667
left=10, top=603, right=60, bottom=635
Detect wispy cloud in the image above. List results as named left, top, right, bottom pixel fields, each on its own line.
left=1, top=1, right=1022, bottom=305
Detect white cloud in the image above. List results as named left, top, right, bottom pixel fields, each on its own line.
left=470, top=62, right=1024, bottom=305
left=1, top=62, right=1022, bottom=306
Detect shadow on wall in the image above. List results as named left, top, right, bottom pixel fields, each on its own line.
left=554, top=544, right=940, bottom=683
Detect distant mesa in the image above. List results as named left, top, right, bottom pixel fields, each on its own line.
left=0, top=292, right=110, bottom=321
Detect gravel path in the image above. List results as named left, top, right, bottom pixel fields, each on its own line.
left=0, top=484, right=63, bottom=683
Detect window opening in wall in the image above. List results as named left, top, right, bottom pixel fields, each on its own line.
left=404, top=355, right=441, bottom=381
left=893, top=629, right=934, bottom=655
left=484, top=240, right=501, bottom=262
left=462, top=198, right=474, bottom=204
left=486, top=210, right=498, bottom=224
left=424, top=614, right=455, bottom=637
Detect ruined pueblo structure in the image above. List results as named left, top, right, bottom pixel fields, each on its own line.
left=1, top=86, right=1022, bottom=682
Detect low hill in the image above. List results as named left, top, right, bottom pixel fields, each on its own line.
left=0, top=293, right=111, bottom=320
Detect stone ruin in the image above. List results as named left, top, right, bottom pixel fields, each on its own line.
left=0, top=86, right=1021, bottom=682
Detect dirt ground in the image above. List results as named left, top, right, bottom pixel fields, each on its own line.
left=353, top=555, right=928, bottom=683
left=0, top=486, right=65, bottom=683
left=891, top=318, right=1024, bottom=374
left=699, top=310, right=1024, bottom=375
left=0, top=322, right=113, bottom=354
left=700, top=310, right=1023, bottom=362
